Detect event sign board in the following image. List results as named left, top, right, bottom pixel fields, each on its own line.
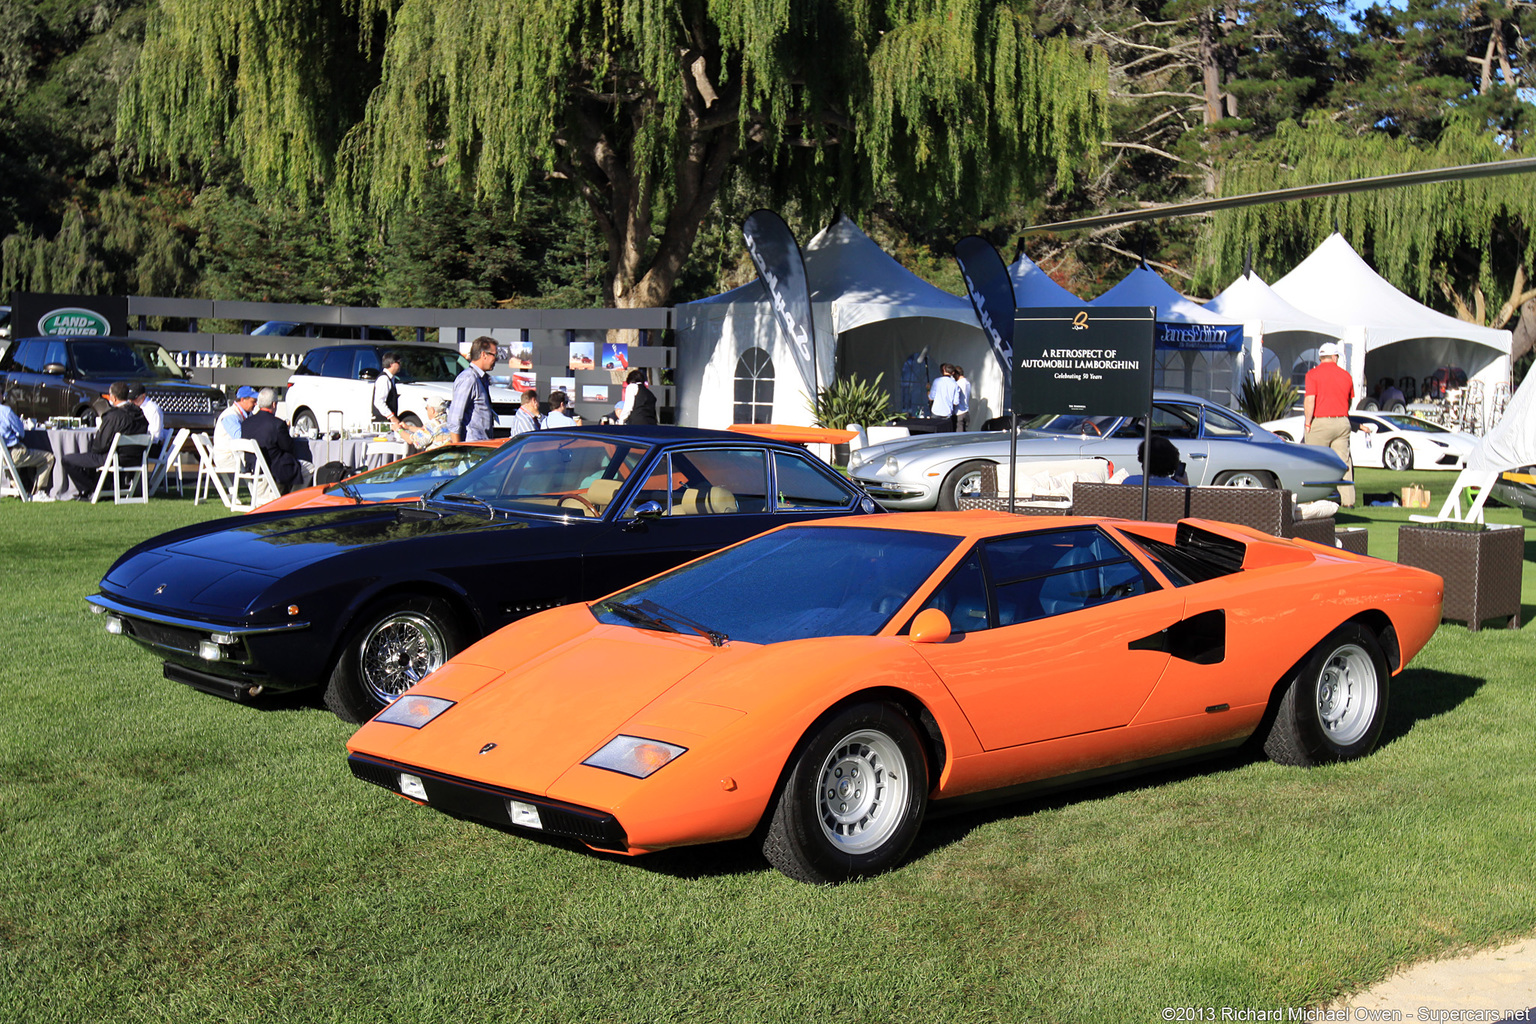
left=10, top=291, right=128, bottom=338
left=742, top=209, right=817, bottom=395
left=1013, top=306, right=1155, bottom=417
left=1156, top=322, right=1242, bottom=352
left=953, top=235, right=1016, bottom=402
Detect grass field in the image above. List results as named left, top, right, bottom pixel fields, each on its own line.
left=2, top=469, right=1534, bottom=1022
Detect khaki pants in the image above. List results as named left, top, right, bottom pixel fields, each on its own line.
left=1305, top=416, right=1354, bottom=507
left=8, top=444, right=56, bottom=495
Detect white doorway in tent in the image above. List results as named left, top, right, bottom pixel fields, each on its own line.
left=833, top=316, right=1000, bottom=427
left=1154, top=349, right=1238, bottom=409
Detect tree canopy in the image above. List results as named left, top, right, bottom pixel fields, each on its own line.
left=117, top=0, right=1110, bottom=308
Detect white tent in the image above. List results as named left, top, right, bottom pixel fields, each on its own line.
left=675, top=216, right=991, bottom=428
left=1091, top=264, right=1245, bottom=406
left=1272, top=233, right=1511, bottom=405
left=1204, top=271, right=1346, bottom=387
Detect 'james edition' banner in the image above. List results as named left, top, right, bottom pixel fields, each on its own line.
left=10, top=291, right=128, bottom=338
left=1155, top=322, right=1242, bottom=352
left=1013, top=306, right=1155, bottom=418
left=742, top=209, right=817, bottom=395
left=953, top=236, right=1015, bottom=408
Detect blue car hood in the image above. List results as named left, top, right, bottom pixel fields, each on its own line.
left=99, top=503, right=547, bottom=614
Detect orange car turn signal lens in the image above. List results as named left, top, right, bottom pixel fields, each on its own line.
left=583, top=735, right=687, bottom=778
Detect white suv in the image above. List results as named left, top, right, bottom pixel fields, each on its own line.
left=278, top=342, right=521, bottom=435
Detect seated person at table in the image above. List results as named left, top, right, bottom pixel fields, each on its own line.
left=1120, top=436, right=1188, bottom=487
left=126, top=382, right=166, bottom=454
left=213, top=386, right=259, bottom=471
left=61, top=381, right=148, bottom=498
left=395, top=398, right=449, bottom=451
left=1, top=398, right=56, bottom=500
left=241, top=387, right=301, bottom=502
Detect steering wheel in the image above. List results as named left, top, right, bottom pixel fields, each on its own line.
left=558, top=494, right=601, bottom=517
left=1080, top=421, right=1101, bottom=436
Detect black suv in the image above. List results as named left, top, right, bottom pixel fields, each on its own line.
left=0, top=336, right=227, bottom=429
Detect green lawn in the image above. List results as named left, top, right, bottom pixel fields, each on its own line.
left=2, top=471, right=1534, bottom=1022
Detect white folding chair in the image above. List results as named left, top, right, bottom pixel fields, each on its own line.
left=366, top=440, right=408, bottom=464
left=1411, top=468, right=1500, bottom=526
left=229, top=438, right=281, bottom=511
left=90, top=433, right=153, bottom=504
left=150, top=428, right=193, bottom=496
left=0, top=444, right=33, bottom=502
left=192, top=432, right=237, bottom=509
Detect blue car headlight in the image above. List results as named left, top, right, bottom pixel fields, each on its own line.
left=583, top=735, right=687, bottom=778
left=375, top=694, right=455, bottom=728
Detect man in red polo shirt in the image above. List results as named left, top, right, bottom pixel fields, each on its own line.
left=1304, top=341, right=1355, bottom=507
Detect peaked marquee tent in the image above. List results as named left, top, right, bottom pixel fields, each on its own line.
left=674, top=216, right=992, bottom=428
left=1272, top=233, right=1511, bottom=400
left=1203, top=271, right=1346, bottom=388
left=1090, top=264, right=1246, bottom=406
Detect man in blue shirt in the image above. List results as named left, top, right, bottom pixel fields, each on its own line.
left=1121, top=436, right=1188, bottom=486
left=928, top=362, right=959, bottom=432
left=1, top=399, right=56, bottom=499
left=509, top=390, right=542, bottom=436
left=448, top=337, right=498, bottom=442
left=213, top=385, right=259, bottom=471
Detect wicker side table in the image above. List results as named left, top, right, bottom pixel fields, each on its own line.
left=1397, top=523, right=1524, bottom=631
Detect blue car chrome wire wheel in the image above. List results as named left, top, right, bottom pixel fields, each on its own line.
left=357, top=611, right=450, bottom=706
left=815, top=728, right=909, bottom=855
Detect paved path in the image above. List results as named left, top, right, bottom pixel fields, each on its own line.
left=1328, top=935, right=1536, bottom=1019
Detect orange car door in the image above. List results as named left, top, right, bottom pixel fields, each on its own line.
left=912, top=528, right=1185, bottom=751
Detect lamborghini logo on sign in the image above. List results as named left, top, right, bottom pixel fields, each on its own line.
left=1071, top=310, right=1090, bottom=330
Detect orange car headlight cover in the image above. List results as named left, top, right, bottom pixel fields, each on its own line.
left=583, top=736, right=687, bottom=778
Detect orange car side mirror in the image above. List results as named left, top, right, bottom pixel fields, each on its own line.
left=909, top=608, right=951, bottom=645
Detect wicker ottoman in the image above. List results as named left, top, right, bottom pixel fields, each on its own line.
left=1334, top=528, right=1369, bottom=556
left=1396, top=523, right=1524, bottom=631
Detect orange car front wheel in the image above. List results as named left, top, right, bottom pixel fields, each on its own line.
left=762, top=702, right=929, bottom=884
left=1263, top=623, right=1389, bottom=767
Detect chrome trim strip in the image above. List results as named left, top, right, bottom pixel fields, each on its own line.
left=86, top=594, right=311, bottom=635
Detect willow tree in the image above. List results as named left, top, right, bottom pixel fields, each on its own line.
left=117, top=0, right=1108, bottom=309
left=1200, top=116, right=1536, bottom=340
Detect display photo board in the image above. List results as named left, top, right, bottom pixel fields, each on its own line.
left=1012, top=306, right=1155, bottom=417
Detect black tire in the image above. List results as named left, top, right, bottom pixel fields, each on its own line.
left=1388, top=401, right=1406, bottom=414
left=761, top=702, right=928, bottom=883
left=1213, top=469, right=1276, bottom=489
left=1359, top=399, right=1378, bottom=412
left=323, top=595, right=467, bottom=723
left=292, top=408, right=318, bottom=435
left=1262, top=623, right=1389, bottom=767
left=1383, top=438, right=1413, bottom=472
left=935, top=460, right=992, bottom=511
left=76, top=405, right=99, bottom=427
left=399, top=412, right=422, bottom=429
left=1274, top=431, right=1295, bottom=443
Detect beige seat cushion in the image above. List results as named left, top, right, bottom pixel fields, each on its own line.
left=585, top=478, right=624, bottom=512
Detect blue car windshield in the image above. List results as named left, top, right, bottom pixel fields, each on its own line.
left=594, top=526, right=960, bottom=645
left=437, top=434, right=649, bottom=515
left=324, top=445, right=495, bottom=501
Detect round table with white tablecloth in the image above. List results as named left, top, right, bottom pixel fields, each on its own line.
left=292, top=436, right=403, bottom=482
left=21, top=428, right=96, bottom=500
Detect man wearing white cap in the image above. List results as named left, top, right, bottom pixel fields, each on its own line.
left=1304, top=341, right=1355, bottom=507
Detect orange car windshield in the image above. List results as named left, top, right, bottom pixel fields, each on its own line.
left=324, top=446, right=495, bottom=501
left=593, top=526, right=959, bottom=645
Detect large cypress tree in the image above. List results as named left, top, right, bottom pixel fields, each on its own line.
left=118, top=0, right=1110, bottom=310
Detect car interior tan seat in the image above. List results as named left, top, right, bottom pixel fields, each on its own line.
left=676, top=485, right=737, bottom=515
left=584, top=477, right=624, bottom=514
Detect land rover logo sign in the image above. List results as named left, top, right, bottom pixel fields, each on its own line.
left=38, top=307, right=111, bottom=336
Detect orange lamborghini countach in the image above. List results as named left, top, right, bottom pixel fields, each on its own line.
left=347, top=512, right=1444, bottom=883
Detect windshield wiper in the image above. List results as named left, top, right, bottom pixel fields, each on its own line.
left=437, top=492, right=497, bottom=520
left=600, top=600, right=681, bottom=635
left=633, top=598, right=728, bottom=647
left=337, top=481, right=364, bottom=505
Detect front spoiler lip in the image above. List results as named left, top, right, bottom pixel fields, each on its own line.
left=348, top=753, right=630, bottom=852
left=87, top=593, right=311, bottom=636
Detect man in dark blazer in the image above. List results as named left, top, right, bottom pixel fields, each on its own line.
left=240, top=387, right=301, bottom=498
left=61, top=380, right=149, bottom=498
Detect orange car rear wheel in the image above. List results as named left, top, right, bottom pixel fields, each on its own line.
left=1263, top=623, right=1389, bottom=766
left=762, top=702, right=928, bottom=884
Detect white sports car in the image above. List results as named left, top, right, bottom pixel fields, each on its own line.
left=1261, top=411, right=1475, bottom=472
